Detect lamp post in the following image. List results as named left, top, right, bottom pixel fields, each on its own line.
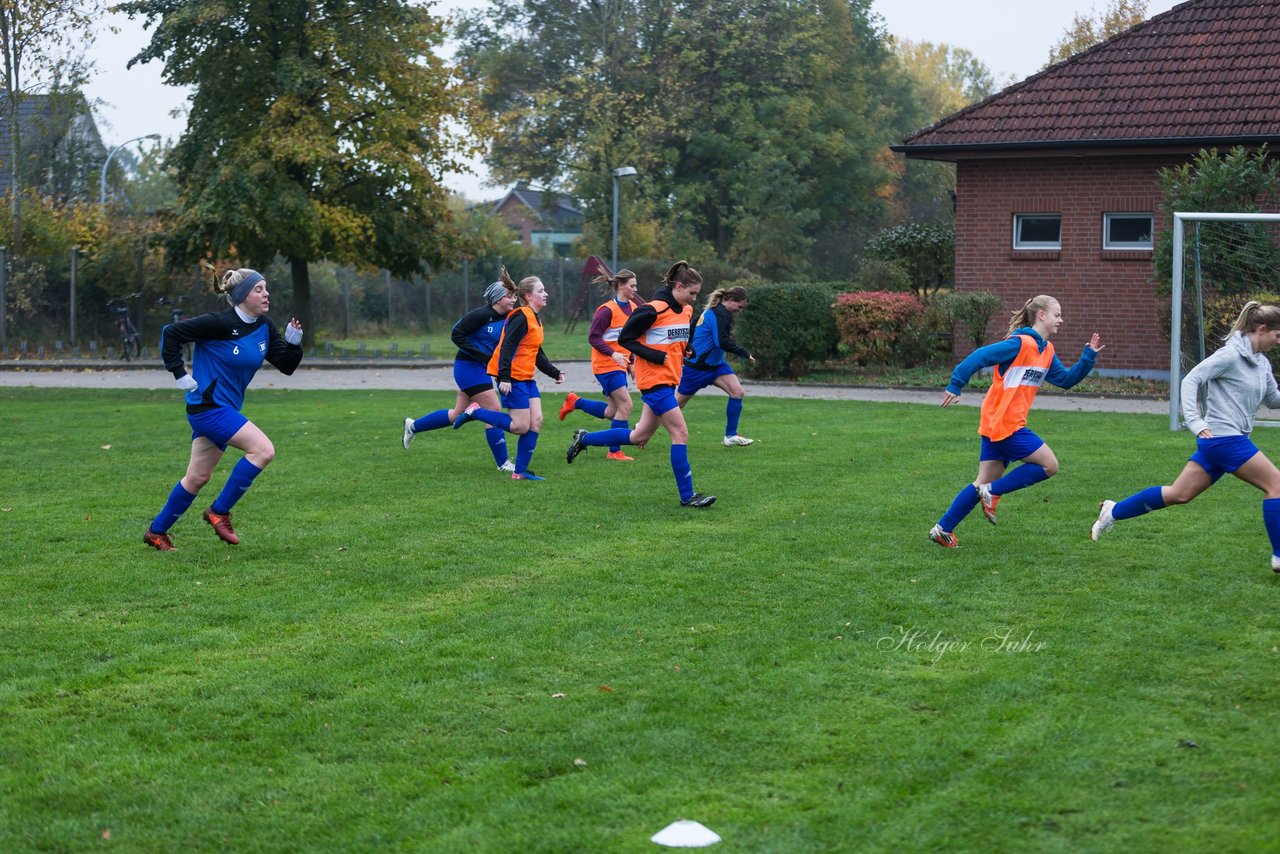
left=100, top=133, right=162, bottom=208
left=611, top=166, right=637, bottom=274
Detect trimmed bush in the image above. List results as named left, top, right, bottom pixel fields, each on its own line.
left=939, top=290, right=1004, bottom=350
left=832, top=290, right=925, bottom=365
left=734, top=281, right=842, bottom=378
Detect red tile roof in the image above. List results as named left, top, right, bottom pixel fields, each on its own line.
left=898, top=0, right=1280, bottom=154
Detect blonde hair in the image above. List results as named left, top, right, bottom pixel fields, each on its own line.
left=704, top=286, right=748, bottom=309
left=499, top=266, right=542, bottom=307
left=212, top=267, right=261, bottom=305
left=662, top=260, right=702, bottom=290
left=1227, top=300, right=1280, bottom=339
left=592, top=268, right=637, bottom=296
left=1006, top=295, right=1059, bottom=336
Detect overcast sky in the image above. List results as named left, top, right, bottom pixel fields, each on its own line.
left=84, top=0, right=1183, bottom=201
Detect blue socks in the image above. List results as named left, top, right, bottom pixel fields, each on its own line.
left=577, top=398, right=609, bottom=419
left=609, top=419, right=628, bottom=453
left=514, top=430, right=538, bottom=474
left=726, top=398, right=743, bottom=436
left=671, top=444, right=694, bottom=502
left=485, top=427, right=509, bottom=467
left=151, top=481, right=197, bottom=533
left=1262, top=498, right=1280, bottom=557
left=412, top=409, right=452, bottom=433
left=211, top=457, right=263, bottom=515
left=582, top=427, right=633, bottom=448
left=938, top=483, right=981, bottom=532
left=1112, top=486, right=1166, bottom=520
left=470, top=408, right=513, bottom=432
left=988, top=463, right=1049, bottom=496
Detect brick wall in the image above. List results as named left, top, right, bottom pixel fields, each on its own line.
left=955, top=155, right=1187, bottom=374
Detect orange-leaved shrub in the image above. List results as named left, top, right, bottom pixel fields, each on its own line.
left=832, top=290, right=925, bottom=365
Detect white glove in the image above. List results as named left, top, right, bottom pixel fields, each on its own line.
left=284, top=324, right=303, bottom=346
left=175, top=374, right=198, bottom=392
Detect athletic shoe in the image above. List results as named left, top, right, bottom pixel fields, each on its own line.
left=402, top=417, right=415, bottom=450
left=202, top=508, right=240, bottom=545
left=605, top=450, right=635, bottom=461
left=143, top=528, right=176, bottom=551
left=1090, top=499, right=1116, bottom=542
left=512, top=471, right=545, bottom=481
left=498, top=460, right=516, bottom=474
left=928, top=524, right=958, bottom=548
left=976, top=483, right=999, bottom=525
left=723, top=434, right=754, bottom=447
left=680, top=492, right=717, bottom=508
left=1271, top=554, right=1280, bottom=573
left=558, top=392, right=580, bottom=421
left=452, top=401, right=481, bottom=429
left=566, top=428, right=588, bottom=464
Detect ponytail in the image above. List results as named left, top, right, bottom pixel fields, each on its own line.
left=1006, top=294, right=1058, bottom=336
left=1227, top=300, right=1280, bottom=339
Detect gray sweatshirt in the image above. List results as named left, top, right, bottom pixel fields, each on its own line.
left=1181, top=331, right=1280, bottom=436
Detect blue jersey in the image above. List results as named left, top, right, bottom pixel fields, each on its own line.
left=451, top=305, right=508, bottom=364
left=160, top=308, right=303, bottom=412
left=684, top=303, right=751, bottom=370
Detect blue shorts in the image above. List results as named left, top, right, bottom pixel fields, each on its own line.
left=595, top=370, right=628, bottom=396
left=1190, top=434, right=1260, bottom=483
left=188, top=407, right=249, bottom=451
left=454, top=359, right=494, bottom=397
left=641, top=386, right=679, bottom=416
left=677, top=362, right=734, bottom=396
left=979, top=427, right=1046, bottom=464
left=500, top=379, right=541, bottom=410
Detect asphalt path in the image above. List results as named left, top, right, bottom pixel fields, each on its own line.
left=0, top=359, right=1179, bottom=415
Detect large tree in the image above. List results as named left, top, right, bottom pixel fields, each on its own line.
left=117, top=0, right=487, bottom=334
left=0, top=0, right=100, bottom=253
left=457, top=0, right=914, bottom=279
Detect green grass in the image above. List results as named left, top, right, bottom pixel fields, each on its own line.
left=1, top=388, right=1276, bottom=851
left=325, top=326, right=586, bottom=363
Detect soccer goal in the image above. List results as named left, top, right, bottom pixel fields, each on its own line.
left=1169, top=211, right=1280, bottom=431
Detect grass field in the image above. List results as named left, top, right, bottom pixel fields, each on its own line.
left=2, top=388, right=1277, bottom=852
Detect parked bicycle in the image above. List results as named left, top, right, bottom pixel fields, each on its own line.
left=106, top=293, right=143, bottom=361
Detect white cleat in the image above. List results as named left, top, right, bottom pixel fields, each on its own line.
left=1090, top=499, right=1116, bottom=542
left=723, top=434, right=754, bottom=447
left=498, top=460, right=516, bottom=474
left=402, top=417, right=415, bottom=450
left=1271, top=554, right=1280, bottom=573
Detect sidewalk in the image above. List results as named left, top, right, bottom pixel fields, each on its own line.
left=0, top=357, right=1177, bottom=415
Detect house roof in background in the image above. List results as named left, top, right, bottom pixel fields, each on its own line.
left=492, top=180, right=583, bottom=229
left=897, top=0, right=1280, bottom=155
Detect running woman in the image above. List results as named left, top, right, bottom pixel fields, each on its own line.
left=1091, top=301, right=1280, bottom=572
left=929, top=294, right=1103, bottom=547
left=676, top=285, right=756, bottom=446
left=401, top=282, right=516, bottom=473
left=558, top=268, right=644, bottom=461
left=453, top=269, right=564, bottom=480
left=144, top=268, right=303, bottom=550
left=566, top=261, right=716, bottom=508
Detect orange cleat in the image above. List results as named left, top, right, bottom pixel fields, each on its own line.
left=928, top=524, right=958, bottom=548
left=558, top=392, right=579, bottom=421
left=203, top=508, right=240, bottom=545
left=605, top=450, right=635, bottom=461
left=144, top=529, right=177, bottom=551
left=976, top=483, right=1000, bottom=525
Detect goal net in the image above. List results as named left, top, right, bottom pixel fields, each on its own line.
left=1169, top=211, right=1280, bottom=430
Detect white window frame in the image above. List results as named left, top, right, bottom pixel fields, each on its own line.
left=1013, top=214, right=1062, bottom=250
left=1103, top=212, right=1154, bottom=250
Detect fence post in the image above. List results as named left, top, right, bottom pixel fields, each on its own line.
left=342, top=273, right=351, bottom=338
left=385, top=268, right=393, bottom=327
left=69, top=247, right=78, bottom=349
left=0, top=245, right=7, bottom=351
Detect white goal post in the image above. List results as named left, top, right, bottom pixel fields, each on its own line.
left=1169, top=211, right=1280, bottom=431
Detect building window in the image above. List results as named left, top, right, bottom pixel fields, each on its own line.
left=1013, top=214, right=1061, bottom=250
left=1103, top=213, right=1153, bottom=250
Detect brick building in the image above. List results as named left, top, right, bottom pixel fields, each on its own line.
left=894, top=0, right=1280, bottom=376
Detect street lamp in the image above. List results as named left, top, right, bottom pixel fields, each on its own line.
left=99, top=133, right=162, bottom=208
left=611, top=166, right=637, bottom=274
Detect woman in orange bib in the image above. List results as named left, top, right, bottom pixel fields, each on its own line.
left=453, top=269, right=564, bottom=480
left=929, top=295, right=1104, bottom=547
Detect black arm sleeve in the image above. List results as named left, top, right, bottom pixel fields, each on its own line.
left=535, top=349, right=560, bottom=379
left=160, top=312, right=225, bottom=378
left=264, top=316, right=303, bottom=375
left=451, top=306, right=493, bottom=363
left=496, top=311, right=528, bottom=383
left=718, top=309, right=751, bottom=360
left=618, top=305, right=665, bottom=365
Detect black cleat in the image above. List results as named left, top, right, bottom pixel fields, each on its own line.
left=566, top=428, right=588, bottom=464
left=680, top=492, right=717, bottom=508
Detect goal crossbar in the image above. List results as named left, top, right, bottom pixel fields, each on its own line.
left=1169, top=211, right=1280, bottom=431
